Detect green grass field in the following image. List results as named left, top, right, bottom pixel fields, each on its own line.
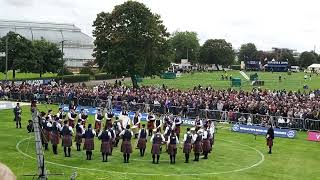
left=0, top=71, right=56, bottom=80
left=1, top=104, right=320, bottom=180
left=139, top=71, right=320, bottom=91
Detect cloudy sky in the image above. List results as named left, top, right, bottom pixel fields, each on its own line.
left=0, top=0, right=319, bottom=52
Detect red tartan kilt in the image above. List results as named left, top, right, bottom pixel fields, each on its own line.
left=68, top=119, right=75, bottom=128
left=84, top=138, right=95, bottom=151
left=193, top=142, right=202, bottom=153
left=167, top=144, right=177, bottom=155
left=267, top=138, right=273, bottom=147
left=50, top=132, right=60, bottom=145
left=183, top=143, right=192, bottom=154
left=106, top=121, right=113, bottom=128
left=101, top=141, right=111, bottom=154
left=74, top=133, right=83, bottom=144
left=175, top=126, right=181, bottom=134
left=137, top=138, right=147, bottom=149
left=147, top=121, right=154, bottom=130
left=42, top=129, right=50, bottom=143
left=121, top=140, right=132, bottom=154
left=202, top=139, right=211, bottom=152
left=95, top=121, right=101, bottom=130
left=62, top=135, right=72, bottom=147
left=151, top=143, right=161, bottom=155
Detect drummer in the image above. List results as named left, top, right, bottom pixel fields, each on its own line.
left=147, top=113, right=156, bottom=136
left=132, top=111, right=141, bottom=138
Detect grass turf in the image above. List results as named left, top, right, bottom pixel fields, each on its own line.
left=0, top=71, right=56, bottom=80
left=0, top=104, right=320, bottom=180
left=139, top=71, right=320, bottom=91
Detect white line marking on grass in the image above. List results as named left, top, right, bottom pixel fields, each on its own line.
left=16, top=137, right=265, bottom=176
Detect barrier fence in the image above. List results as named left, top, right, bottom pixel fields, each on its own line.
left=1, top=92, right=320, bottom=131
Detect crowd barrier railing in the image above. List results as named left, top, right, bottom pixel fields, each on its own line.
left=1, top=92, right=320, bottom=131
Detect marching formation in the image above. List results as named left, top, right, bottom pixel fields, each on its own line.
left=37, top=107, right=215, bottom=164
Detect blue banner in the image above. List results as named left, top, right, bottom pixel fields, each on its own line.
left=231, top=124, right=297, bottom=138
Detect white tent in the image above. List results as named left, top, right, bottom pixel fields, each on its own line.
left=307, top=64, right=320, bottom=73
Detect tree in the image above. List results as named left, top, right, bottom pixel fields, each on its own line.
left=93, top=1, right=171, bottom=87
left=279, top=51, right=296, bottom=66
left=256, top=50, right=276, bottom=65
left=30, top=39, right=63, bottom=77
left=238, top=43, right=257, bottom=62
left=199, top=39, right=235, bottom=66
left=169, top=31, right=200, bottom=63
left=299, top=51, right=317, bottom=68
left=0, top=31, right=33, bottom=79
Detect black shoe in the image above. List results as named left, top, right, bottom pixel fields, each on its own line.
left=184, top=161, right=188, bottom=163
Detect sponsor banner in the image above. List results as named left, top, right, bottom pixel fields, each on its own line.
left=307, top=131, right=320, bottom=142
left=231, top=124, right=297, bottom=138
left=59, top=104, right=196, bottom=126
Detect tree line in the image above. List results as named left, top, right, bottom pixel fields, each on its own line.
left=93, top=1, right=320, bottom=87
left=0, top=31, right=63, bottom=79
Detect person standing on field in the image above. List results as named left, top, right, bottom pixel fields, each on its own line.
left=13, top=103, right=22, bottom=128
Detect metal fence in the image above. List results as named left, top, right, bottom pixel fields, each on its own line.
left=1, top=92, right=320, bottom=131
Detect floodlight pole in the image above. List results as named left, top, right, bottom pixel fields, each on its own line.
left=60, top=40, right=65, bottom=79
left=5, top=37, right=8, bottom=81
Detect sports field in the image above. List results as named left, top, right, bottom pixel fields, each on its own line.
left=139, top=71, right=320, bottom=91
left=1, top=105, right=320, bottom=180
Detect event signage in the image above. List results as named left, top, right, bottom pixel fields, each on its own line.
left=307, top=131, right=320, bottom=142
left=231, top=124, right=297, bottom=138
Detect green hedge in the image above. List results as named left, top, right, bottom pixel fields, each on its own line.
left=94, top=73, right=116, bottom=80
left=62, top=74, right=90, bottom=83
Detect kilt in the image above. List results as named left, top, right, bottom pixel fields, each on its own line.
left=267, top=138, right=273, bottom=147
left=202, top=139, right=211, bottom=152
left=84, top=138, right=95, bottom=151
left=62, top=135, right=72, bottom=147
left=74, top=133, right=83, bottom=144
left=42, top=129, right=50, bottom=143
left=121, top=140, right=132, bottom=154
left=193, top=142, right=202, bottom=153
left=95, top=121, right=101, bottom=130
left=183, top=143, right=192, bottom=154
left=167, top=144, right=177, bottom=155
left=106, top=121, right=113, bottom=128
left=68, top=119, right=75, bottom=128
left=50, top=132, right=60, bottom=145
left=137, top=138, right=147, bottom=149
left=147, top=121, right=155, bottom=130
left=101, top=141, right=111, bottom=154
left=174, top=126, right=181, bottom=134
left=151, top=143, right=161, bottom=155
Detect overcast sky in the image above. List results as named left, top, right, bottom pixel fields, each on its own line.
left=0, top=0, right=319, bottom=52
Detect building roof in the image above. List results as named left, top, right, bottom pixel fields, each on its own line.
left=0, top=20, right=94, bottom=46
left=0, top=20, right=95, bottom=68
